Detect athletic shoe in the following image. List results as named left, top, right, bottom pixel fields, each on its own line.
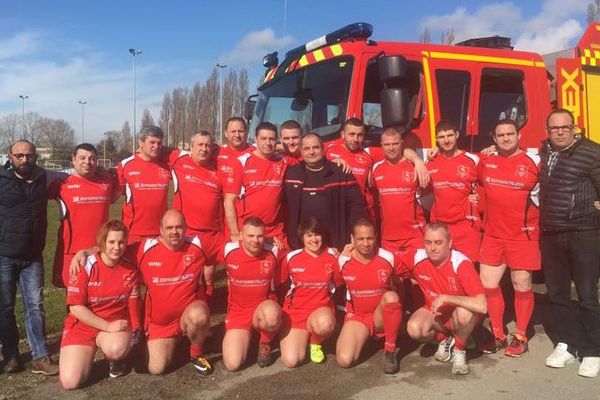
left=257, top=342, right=274, bottom=368
left=505, top=334, right=528, bottom=358
left=310, top=344, right=325, bottom=364
left=434, top=336, right=456, bottom=362
left=480, top=335, right=508, bottom=354
left=31, top=356, right=59, bottom=376
left=546, top=342, right=576, bottom=368
left=383, top=350, right=399, bottom=374
left=3, top=356, right=22, bottom=373
left=451, top=349, right=469, bottom=375
left=579, top=357, right=600, bottom=378
left=109, top=361, right=126, bottom=378
left=191, top=355, right=213, bottom=376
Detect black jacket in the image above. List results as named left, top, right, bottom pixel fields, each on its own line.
left=539, top=137, right=600, bottom=232
left=0, top=162, right=48, bottom=259
left=284, top=160, right=366, bottom=249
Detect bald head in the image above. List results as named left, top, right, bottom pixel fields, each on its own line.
left=160, top=210, right=187, bottom=250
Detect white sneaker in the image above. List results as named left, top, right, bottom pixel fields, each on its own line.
left=545, top=342, right=576, bottom=368
left=579, top=357, right=600, bottom=378
left=451, top=349, right=469, bottom=375
left=435, top=336, right=455, bottom=362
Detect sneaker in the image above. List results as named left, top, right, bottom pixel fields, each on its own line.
left=505, top=334, right=528, bottom=358
left=31, top=356, right=59, bottom=376
left=579, top=357, right=600, bottom=378
left=257, top=342, right=274, bottom=368
left=191, top=355, right=213, bottom=376
left=383, top=350, right=399, bottom=374
left=480, top=335, right=508, bottom=354
left=109, top=361, right=127, bottom=378
left=451, top=349, right=469, bottom=375
left=310, top=344, right=325, bottom=364
left=3, top=356, right=23, bottom=374
left=434, top=336, right=456, bottom=362
left=546, top=342, right=576, bottom=368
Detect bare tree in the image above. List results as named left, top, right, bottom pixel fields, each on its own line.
left=234, top=68, right=250, bottom=117
left=121, top=121, right=132, bottom=155
left=159, top=92, right=173, bottom=146
left=171, top=87, right=189, bottom=148
left=200, top=69, right=219, bottom=141
left=187, top=82, right=203, bottom=138
left=43, top=118, right=75, bottom=159
left=588, top=0, right=600, bottom=22
left=141, top=109, right=155, bottom=129
left=0, top=114, right=20, bottom=152
left=420, top=27, right=431, bottom=44
left=441, top=28, right=455, bottom=45
left=24, top=112, right=45, bottom=147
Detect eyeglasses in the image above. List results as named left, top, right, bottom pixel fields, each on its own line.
left=11, top=153, right=37, bottom=160
left=546, top=125, right=574, bottom=134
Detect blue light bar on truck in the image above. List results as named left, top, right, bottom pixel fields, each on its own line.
left=284, top=22, right=373, bottom=61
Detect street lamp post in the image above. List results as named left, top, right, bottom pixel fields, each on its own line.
left=19, top=95, right=29, bottom=140
left=129, top=48, right=143, bottom=154
left=77, top=100, right=87, bottom=142
left=216, top=63, right=227, bottom=144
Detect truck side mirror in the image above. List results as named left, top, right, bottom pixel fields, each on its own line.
left=380, top=88, right=409, bottom=127
left=378, top=56, right=407, bottom=82
left=244, top=95, right=257, bottom=121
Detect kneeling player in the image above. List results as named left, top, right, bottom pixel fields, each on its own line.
left=60, top=220, right=139, bottom=389
left=278, top=218, right=342, bottom=367
left=222, top=217, right=283, bottom=371
left=403, top=222, right=487, bottom=375
left=336, top=218, right=403, bottom=374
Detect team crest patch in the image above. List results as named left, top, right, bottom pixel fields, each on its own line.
left=69, top=275, right=77, bottom=285
left=183, top=254, right=194, bottom=268
left=261, top=260, right=272, bottom=275
left=123, top=275, right=134, bottom=288
left=516, top=165, right=528, bottom=178
left=356, top=155, right=365, bottom=164
left=273, top=164, right=282, bottom=175
left=448, top=276, right=458, bottom=291
left=159, top=168, right=170, bottom=179
left=377, top=269, right=389, bottom=284
left=457, top=165, right=468, bottom=178
left=325, top=263, right=333, bottom=276
left=402, top=171, right=412, bottom=183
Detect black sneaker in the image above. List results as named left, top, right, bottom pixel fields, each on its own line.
left=3, top=356, right=23, bottom=374
left=109, top=361, right=127, bottom=378
left=479, top=335, right=508, bottom=354
left=257, top=342, right=274, bottom=368
left=383, top=350, right=399, bottom=374
left=191, top=355, right=213, bottom=376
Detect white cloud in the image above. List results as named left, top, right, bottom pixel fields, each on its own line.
left=420, top=0, right=589, bottom=53
left=0, top=31, right=41, bottom=60
left=220, top=28, right=295, bottom=66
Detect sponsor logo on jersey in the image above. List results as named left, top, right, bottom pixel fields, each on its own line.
left=485, top=164, right=498, bottom=169
left=375, top=175, right=384, bottom=181
left=66, top=184, right=81, bottom=189
left=88, top=281, right=102, bottom=287
left=148, top=261, right=162, bottom=267
left=429, top=168, right=439, bottom=174
left=183, top=164, right=195, bottom=170
left=417, top=274, right=432, bottom=281
left=128, top=171, right=141, bottom=176
left=290, top=267, right=305, bottom=273
left=227, top=263, right=239, bottom=270
left=344, top=275, right=356, bottom=281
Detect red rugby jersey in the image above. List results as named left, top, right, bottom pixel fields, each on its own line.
left=225, top=153, right=287, bottom=237
left=325, top=143, right=373, bottom=195
left=478, top=151, right=540, bottom=241
left=369, top=159, right=426, bottom=241
left=54, top=174, right=113, bottom=254
left=170, top=151, right=226, bottom=232
left=338, top=248, right=399, bottom=314
left=66, top=253, right=139, bottom=321
left=137, top=237, right=206, bottom=326
left=398, top=248, right=484, bottom=308
left=224, top=242, right=280, bottom=312
left=427, top=151, right=480, bottom=226
left=116, top=155, right=171, bottom=237
left=279, top=248, right=343, bottom=312
left=216, top=144, right=255, bottom=179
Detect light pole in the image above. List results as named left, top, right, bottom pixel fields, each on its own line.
left=103, top=131, right=108, bottom=168
left=19, top=95, right=28, bottom=139
left=216, top=63, right=227, bottom=144
left=129, top=48, right=142, bottom=154
left=77, top=100, right=87, bottom=142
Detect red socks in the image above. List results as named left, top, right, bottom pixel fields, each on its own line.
left=484, top=287, right=506, bottom=339
left=259, top=329, right=277, bottom=344
left=190, top=343, right=204, bottom=358
left=383, top=302, right=402, bottom=352
left=514, top=289, right=534, bottom=339
left=454, top=335, right=467, bottom=351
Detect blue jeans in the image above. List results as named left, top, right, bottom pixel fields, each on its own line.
left=0, top=256, right=49, bottom=360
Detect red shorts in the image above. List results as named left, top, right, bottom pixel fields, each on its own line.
left=225, top=307, right=257, bottom=331
left=61, top=317, right=100, bottom=348
left=187, top=229, right=227, bottom=265
left=146, top=318, right=183, bottom=340
left=282, top=306, right=335, bottom=331
left=381, top=235, right=424, bottom=253
left=52, top=253, right=75, bottom=289
left=344, top=312, right=383, bottom=338
left=447, top=220, right=481, bottom=262
left=479, top=235, right=541, bottom=271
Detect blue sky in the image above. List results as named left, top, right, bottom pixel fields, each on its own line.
left=0, top=0, right=592, bottom=143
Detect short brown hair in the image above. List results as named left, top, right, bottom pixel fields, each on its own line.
left=425, top=222, right=451, bottom=241
left=225, top=117, right=247, bottom=131
left=297, top=217, right=327, bottom=245
left=435, top=120, right=458, bottom=135
left=352, top=217, right=376, bottom=235
left=491, top=119, right=518, bottom=137
left=280, top=120, right=302, bottom=131
left=546, top=108, right=575, bottom=126
left=341, top=118, right=365, bottom=131
left=139, top=125, right=164, bottom=141
left=242, top=216, right=265, bottom=228
left=96, top=220, right=128, bottom=252
left=255, top=121, right=278, bottom=138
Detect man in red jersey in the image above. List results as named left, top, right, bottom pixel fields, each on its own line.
left=369, top=127, right=426, bottom=252
left=222, top=217, right=282, bottom=371
left=403, top=222, right=486, bottom=375
left=170, top=130, right=227, bottom=300
left=116, top=126, right=171, bottom=244
left=477, top=119, right=540, bottom=358
left=50, top=143, right=115, bottom=288
left=426, top=121, right=481, bottom=262
left=224, top=122, right=288, bottom=248
left=336, top=218, right=403, bottom=374
left=279, top=120, right=303, bottom=164
left=217, top=117, right=255, bottom=179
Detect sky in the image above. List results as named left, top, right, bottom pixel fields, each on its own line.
left=0, top=0, right=593, bottom=143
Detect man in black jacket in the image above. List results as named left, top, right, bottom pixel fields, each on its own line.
left=284, top=133, right=366, bottom=249
left=0, top=140, right=58, bottom=375
left=540, top=109, right=600, bottom=378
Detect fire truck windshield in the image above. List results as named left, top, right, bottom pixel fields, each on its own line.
left=250, top=56, right=354, bottom=139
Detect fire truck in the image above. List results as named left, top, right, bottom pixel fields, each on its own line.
left=246, top=22, right=600, bottom=153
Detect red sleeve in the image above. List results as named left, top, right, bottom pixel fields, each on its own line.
left=332, top=260, right=344, bottom=288
left=66, top=269, right=89, bottom=306
left=456, top=261, right=485, bottom=297
left=128, top=278, right=142, bottom=329
left=164, top=147, right=184, bottom=167
left=276, top=255, right=290, bottom=287
left=223, top=158, right=243, bottom=195
left=115, top=162, right=126, bottom=195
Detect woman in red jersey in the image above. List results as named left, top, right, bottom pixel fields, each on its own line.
left=59, top=220, right=139, bottom=389
left=278, top=218, right=343, bottom=367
